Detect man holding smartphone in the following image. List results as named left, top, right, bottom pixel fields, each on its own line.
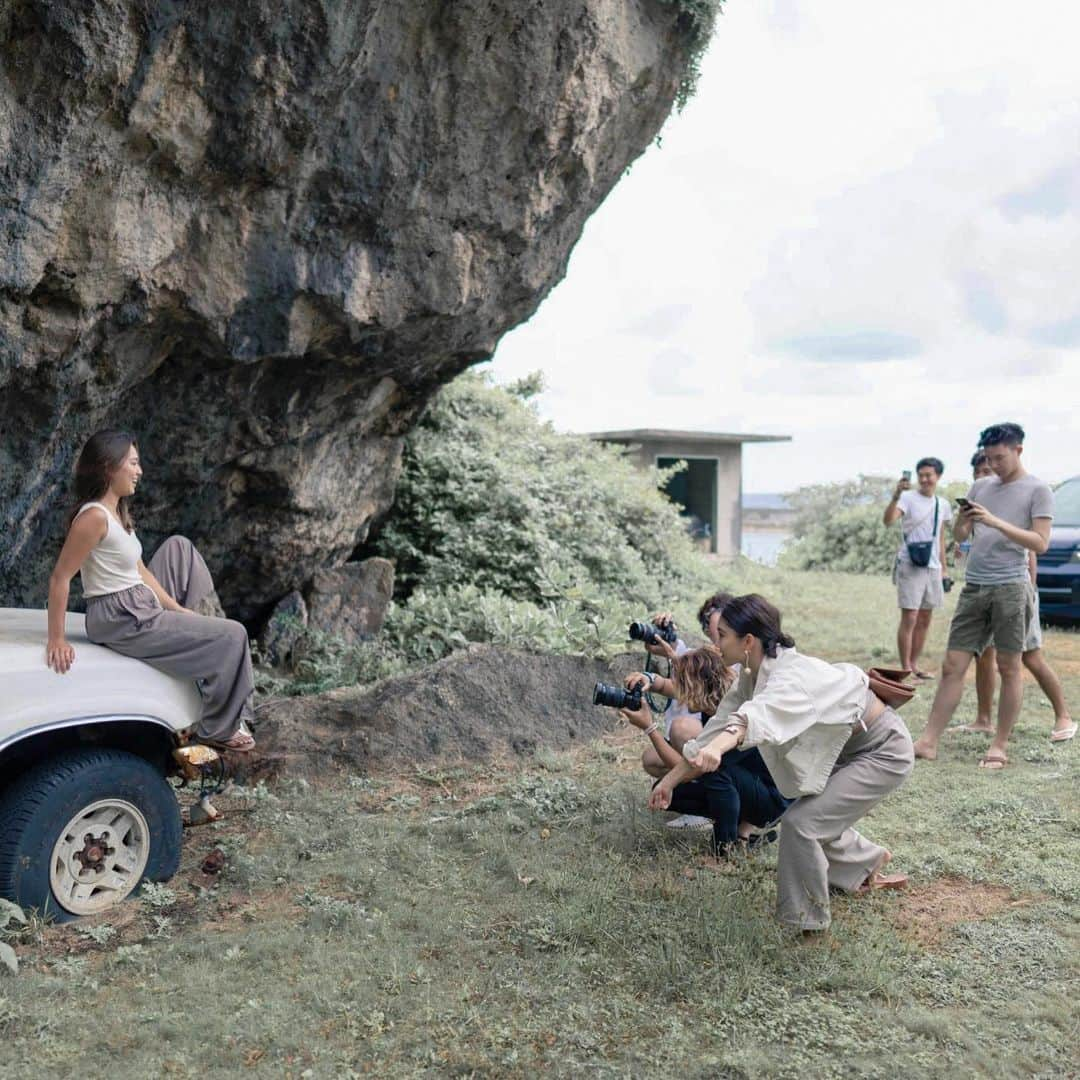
left=883, top=457, right=952, bottom=679
left=914, top=422, right=1060, bottom=769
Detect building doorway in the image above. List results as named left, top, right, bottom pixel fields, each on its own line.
left=658, top=456, right=718, bottom=553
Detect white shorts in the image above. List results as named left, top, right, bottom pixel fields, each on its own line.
left=895, top=559, right=944, bottom=611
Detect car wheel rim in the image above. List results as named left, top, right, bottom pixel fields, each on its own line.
left=49, top=799, right=151, bottom=916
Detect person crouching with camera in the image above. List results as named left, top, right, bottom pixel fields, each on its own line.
left=651, top=594, right=912, bottom=933
left=614, top=646, right=790, bottom=856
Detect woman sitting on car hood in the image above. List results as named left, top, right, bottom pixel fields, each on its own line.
left=44, top=430, right=256, bottom=752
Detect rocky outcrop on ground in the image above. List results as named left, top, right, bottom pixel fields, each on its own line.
left=0, top=1, right=694, bottom=620
left=243, top=645, right=641, bottom=776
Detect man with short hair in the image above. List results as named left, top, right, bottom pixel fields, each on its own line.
left=883, top=457, right=952, bottom=679
left=914, top=423, right=1060, bottom=768
left=960, top=453, right=1075, bottom=743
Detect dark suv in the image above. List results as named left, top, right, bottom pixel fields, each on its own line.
left=1036, top=476, right=1080, bottom=621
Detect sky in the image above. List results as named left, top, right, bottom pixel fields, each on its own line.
left=488, top=0, right=1080, bottom=494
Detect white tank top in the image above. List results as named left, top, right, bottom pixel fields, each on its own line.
left=74, top=502, right=144, bottom=597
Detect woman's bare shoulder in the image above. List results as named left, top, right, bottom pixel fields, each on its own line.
left=69, top=505, right=108, bottom=539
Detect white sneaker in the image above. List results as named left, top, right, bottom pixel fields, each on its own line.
left=665, top=814, right=713, bottom=830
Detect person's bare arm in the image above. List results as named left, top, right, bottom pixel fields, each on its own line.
left=965, top=503, right=1051, bottom=554
left=939, top=526, right=948, bottom=578
left=647, top=758, right=700, bottom=809
left=46, top=510, right=108, bottom=673
left=137, top=562, right=190, bottom=613
left=953, top=510, right=974, bottom=543
left=883, top=481, right=908, bottom=525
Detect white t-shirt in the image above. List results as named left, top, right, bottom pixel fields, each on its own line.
left=895, top=491, right=952, bottom=570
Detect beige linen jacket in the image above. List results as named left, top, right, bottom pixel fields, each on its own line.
left=682, top=647, right=869, bottom=799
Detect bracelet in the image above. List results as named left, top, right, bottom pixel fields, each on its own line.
left=643, top=721, right=660, bottom=737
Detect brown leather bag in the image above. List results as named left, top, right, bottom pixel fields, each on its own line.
left=866, top=667, right=916, bottom=709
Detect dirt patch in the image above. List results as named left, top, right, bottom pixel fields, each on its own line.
left=891, top=876, right=1043, bottom=946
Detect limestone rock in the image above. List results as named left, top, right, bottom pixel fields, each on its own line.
left=257, top=589, right=309, bottom=668
left=0, top=1, right=694, bottom=619
left=304, top=557, right=394, bottom=641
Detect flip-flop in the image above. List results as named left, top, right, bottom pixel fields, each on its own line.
left=855, top=871, right=908, bottom=894
left=912, top=670, right=935, bottom=681
left=978, top=752, right=1008, bottom=770
left=199, top=731, right=256, bottom=753
left=1049, top=722, right=1077, bottom=744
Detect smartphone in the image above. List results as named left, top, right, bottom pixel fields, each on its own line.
left=956, top=497, right=972, bottom=510
left=901, top=470, right=911, bottom=481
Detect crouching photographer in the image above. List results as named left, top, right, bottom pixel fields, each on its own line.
left=595, top=645, right=790, bottom=855
left=632, top=592, right=735, bottom=775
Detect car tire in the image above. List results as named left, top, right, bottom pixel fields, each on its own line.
left=0, top=748, right=182, bottom=922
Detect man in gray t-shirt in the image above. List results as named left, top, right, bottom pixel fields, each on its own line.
left=914, top=422, right=1061, bottom=770
left=964, top=473, right=1054, bottom=585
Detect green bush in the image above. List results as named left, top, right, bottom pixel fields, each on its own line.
left=371, top=372, right=711, bottom=619
left=780, top=475, right=966, bottom=576
left=264, top=373, right=720, bottom=691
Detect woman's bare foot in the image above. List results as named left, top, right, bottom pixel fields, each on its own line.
left=1050, top=719, right=1077, bottom=743
left=954, top=721, right=994, bottom=734
left=913, top=738, right=937, bottom=760
left=856, top=850, right=908, bottom=894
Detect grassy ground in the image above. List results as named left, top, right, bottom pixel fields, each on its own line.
left=2, top=565, right=1078, bottom=1078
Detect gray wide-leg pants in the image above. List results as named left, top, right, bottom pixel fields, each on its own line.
left=776, top=708, right=914, bottom=931
left=84, top=536, right=254, bottom=742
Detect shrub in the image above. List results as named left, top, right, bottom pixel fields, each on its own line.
left=780, top=475, right=965, bottom=576
left=371, top=372, right=711, bottom=619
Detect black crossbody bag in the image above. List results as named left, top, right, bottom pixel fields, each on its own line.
left=904, top=496, right=939, bottom=568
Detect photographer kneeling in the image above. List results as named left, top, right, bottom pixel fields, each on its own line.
left=613, top=645, right=790, bottom=855
left=650, top=594, right=912, bottom=933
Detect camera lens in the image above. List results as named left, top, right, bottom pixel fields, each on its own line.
left=592, top=682, right=641, bottom=710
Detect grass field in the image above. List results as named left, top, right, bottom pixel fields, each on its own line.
left=2, top=564, right=1078, bottom=1078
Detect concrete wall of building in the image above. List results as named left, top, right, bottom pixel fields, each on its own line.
left=619, top=438, right=742, bottom=558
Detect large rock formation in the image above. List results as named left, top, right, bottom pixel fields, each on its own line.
left=0, top=0, right=695, bottom=620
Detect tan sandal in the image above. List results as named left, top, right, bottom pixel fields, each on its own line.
left=199, top=731, right=256, bottom=753
left=978, top=752, right=1008, bottom=770
left=855, top=851, right=908, bottom=895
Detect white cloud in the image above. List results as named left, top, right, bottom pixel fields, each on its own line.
left=491, top=0, right=1080, bottom=492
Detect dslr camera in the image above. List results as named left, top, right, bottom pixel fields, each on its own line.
left=593, top=681, right=643, bottom=711
left=628, top=620, right=677, bottom=647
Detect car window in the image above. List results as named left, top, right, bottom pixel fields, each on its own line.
left=1053, top=478, right=1080, bottom=527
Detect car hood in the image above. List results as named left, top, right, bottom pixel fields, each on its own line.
left=0, top=608, right=202, bottom=746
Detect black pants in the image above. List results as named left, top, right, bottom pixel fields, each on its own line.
left=668, top=747, right=790, bottom=848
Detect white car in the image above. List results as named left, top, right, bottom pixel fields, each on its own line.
left=0, top=608, right=202, bottom=920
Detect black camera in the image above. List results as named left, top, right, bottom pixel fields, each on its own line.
left=628, top=620, right=677, bottom=646
left=593, top=681, right=642, bottom=711
left=943, top=576, right=954, bottom=593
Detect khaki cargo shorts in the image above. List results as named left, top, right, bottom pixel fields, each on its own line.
left=946, top=581, right=1035, bottom=656
left=894, top=559, right=944, bottom=610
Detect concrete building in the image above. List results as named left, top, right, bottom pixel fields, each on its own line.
left=588, top=429, right=791, bottom=558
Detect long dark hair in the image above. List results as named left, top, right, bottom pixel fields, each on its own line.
left=720, top=594, right=795, bottom=658
left=67, top=430, right=138, bottom=532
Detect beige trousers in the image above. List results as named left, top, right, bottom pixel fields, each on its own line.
left=776, top=708, right=914, bottom=931
left=85, top=536, right=254, bottom=742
